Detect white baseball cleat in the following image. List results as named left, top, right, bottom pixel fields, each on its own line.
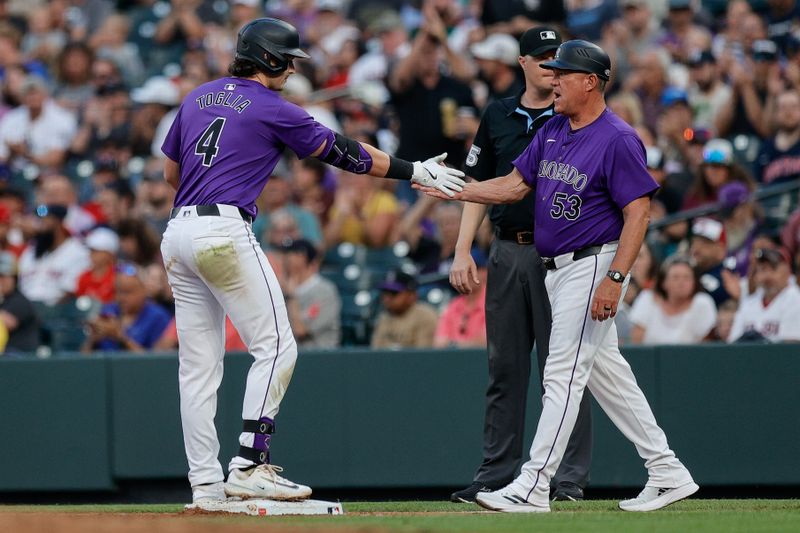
left=475, top=486, right=551, bottom=513
left=619, top=481, right=699, bottom=512
left=192, top=481, right=226, bottom=503
left=225, top=464, right=312, bottom=501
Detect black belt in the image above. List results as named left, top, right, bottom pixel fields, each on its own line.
left=170, top=205, right=253, bottom=224
left=542, top=244, right=606, bottom=270
left=495, top=227, right=534, bottom=245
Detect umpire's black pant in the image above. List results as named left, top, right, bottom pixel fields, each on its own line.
left=474, top=237, right=592, bottom=489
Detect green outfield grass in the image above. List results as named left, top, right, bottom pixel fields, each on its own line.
left=3, top=500, right=799, bottom=533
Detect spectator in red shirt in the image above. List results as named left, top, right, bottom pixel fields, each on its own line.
left=434, top=252, right=488, bottom=348
left=76, top=227, right=118, bottom=304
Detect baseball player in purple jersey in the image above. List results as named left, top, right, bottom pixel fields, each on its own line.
left=160, top=18, right=465, bottom=504
left=418, top=40, right=698, bottom=513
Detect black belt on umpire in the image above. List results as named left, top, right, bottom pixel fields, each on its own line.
left=494, top=227, right=534, bottom=245
left=170, top=204, right=253, bottom=224
left=541, top=241, right=619, bottom=271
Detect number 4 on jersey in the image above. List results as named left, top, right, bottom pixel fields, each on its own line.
left=195, top=117, right=226, bottom=167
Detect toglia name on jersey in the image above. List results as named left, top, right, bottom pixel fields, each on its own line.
left=195, top=91, right=252, bottom=114
left=537, top=159, right=588, bottom=192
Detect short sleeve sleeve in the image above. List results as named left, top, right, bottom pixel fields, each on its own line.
left=512, top=128, right=544, bottom=186
left=161, top=106, right=183, bottom=161
left=465, top=112, right=496, bottom=181
left=629, top=290, right=654, bottom=328
left=603, top=134, right=659, bottom=209
left=727, top=303, right=746, bottom=343
left=274, top=101, right=331, bottom=159
left=690, top=293, right=718, bottom=339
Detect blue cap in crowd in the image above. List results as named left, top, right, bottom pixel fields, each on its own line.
left=661, top=87, right=689, bottom=107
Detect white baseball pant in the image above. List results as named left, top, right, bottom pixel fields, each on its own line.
left=161, top=204, right=298, bottom=488
left=509, top=248, right=694, bottom=505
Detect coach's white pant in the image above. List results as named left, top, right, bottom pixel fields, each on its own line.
left=161, top=206, right=298, bottom=487
left=509, top=250, right=693, bottom=505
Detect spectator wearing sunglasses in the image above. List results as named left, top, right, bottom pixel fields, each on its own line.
left=728, top=247, right=800, bottom=342
left=682, top=138, right=755, bottom=211
left=82, top=262, right=171, bottom=352
left=18, top=204, right=90, bottom=306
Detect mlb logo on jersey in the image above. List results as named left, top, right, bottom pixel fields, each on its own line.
left=224, top=83, right=236, bottom=91
left=540, top=31, right=557, bottom=40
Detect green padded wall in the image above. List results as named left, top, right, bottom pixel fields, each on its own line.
left=0, top=344, right=798, bottom=492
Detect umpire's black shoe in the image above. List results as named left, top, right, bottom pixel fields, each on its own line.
left=551, top=481, right=584, bottom=501
left=450, top=482, right=493, bottom=503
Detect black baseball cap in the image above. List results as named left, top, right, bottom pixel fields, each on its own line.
left=35, top=204, right=68, bottom=220
left=278, top=238, right=318, bottom=262
left=753, top=40, right=779, bottom=62
left=687, top=50, right=715, bottom=67
left=379, top=269, right=417, bottom=293
left=519, top=26, right=562, bottom=57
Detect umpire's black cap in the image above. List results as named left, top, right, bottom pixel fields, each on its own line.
left=519, top=27, right=562, bottom=57
left=541, top=40, right=611, bottom=80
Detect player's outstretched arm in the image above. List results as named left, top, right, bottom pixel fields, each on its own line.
left=414, top=168, right=531, bottom=205
left=310, top=133, right=465, bottom=197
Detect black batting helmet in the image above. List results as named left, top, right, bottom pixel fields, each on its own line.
left=541, top=40, right=611, bottom=80
left=235, top=18, right=310, bottom=75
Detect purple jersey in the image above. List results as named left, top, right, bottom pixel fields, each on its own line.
left=513, top=109, right=658, bottom=257
left=161, top=77, right=330, bottom=217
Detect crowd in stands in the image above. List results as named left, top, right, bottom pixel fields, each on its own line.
left=0, top=0, right=799, bottom=356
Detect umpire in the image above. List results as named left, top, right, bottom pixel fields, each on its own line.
left=449, top=27, right=592, bottom=503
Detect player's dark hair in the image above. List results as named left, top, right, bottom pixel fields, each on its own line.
left=228, top=56, right=288, bottom=79
left=228, top=58, right=260, bottom=78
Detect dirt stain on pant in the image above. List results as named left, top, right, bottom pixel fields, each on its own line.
left=195, top=242, right=241, bottom=291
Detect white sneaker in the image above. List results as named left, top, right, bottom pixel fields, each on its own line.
left=225, top=464, right=312, bottom=501
left=192, top=481, right=226, bottom=503
left=619, top=481, right=699, bottom=512
left=475, top=486, right=550, bottom=513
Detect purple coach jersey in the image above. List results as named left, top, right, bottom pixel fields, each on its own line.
left=161, top=77, right=330, bottom=217
left=513, top=109, right=658, bottom=257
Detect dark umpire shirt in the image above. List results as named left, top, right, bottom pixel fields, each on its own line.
left=465, top=90, right=555, bottom=232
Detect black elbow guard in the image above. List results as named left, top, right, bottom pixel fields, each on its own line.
left=319, top=132, right=373, bottom=174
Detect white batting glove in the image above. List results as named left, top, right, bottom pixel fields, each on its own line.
left=410, top=153, right=466, bottom=197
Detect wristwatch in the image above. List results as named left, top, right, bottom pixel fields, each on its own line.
left=607, top=270, right=625, bottom=283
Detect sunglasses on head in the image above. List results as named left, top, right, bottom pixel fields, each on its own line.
left=703, top=149, right=730, bottom=165
left=754, top=248, right=785, bottom=265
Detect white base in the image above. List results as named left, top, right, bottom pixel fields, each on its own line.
left=185, top=498, right=344, bottom=516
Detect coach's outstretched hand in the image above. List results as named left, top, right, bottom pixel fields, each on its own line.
left=410, top=153, right=465, bottom=197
